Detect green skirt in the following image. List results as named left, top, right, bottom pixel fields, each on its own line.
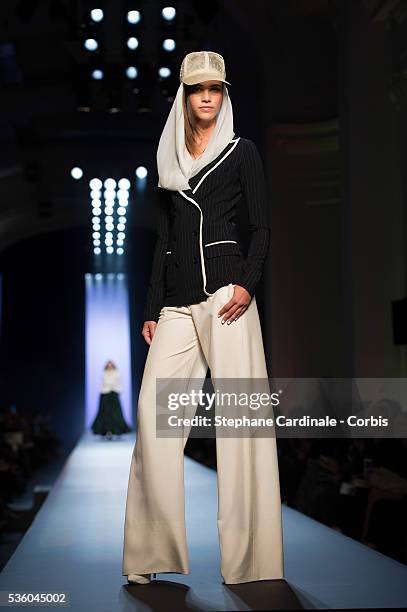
left=91, top=391, right=132, bottom=435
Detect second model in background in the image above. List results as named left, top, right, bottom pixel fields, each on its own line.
left=91, top=360, right=132, bottom=440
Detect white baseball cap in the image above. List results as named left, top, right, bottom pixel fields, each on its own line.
left=179, top=51, right=231, bottom=86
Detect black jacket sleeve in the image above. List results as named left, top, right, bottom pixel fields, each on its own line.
left=236, top=138, right=271, bottom=296
left=142, top=189, right=171, bottom=322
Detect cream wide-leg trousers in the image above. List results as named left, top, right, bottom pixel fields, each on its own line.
left=122, top=283, right=284, bottom=584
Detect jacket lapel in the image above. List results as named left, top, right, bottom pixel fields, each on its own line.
left=180, top=137, right=240, bottom=198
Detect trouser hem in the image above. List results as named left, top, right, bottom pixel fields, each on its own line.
left=223, top=574, right=285, bottom=585
left=123, top=568, right=190, bottom=577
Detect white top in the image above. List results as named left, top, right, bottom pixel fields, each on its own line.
left=101, top=368, right=123, bottom=394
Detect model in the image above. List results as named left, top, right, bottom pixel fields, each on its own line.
left=122, top=51, right=284, bottom=585
left=91, top=360, right=131, bottom=439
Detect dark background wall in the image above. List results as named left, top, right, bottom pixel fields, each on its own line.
left=0, top=229, right=87, bottom=452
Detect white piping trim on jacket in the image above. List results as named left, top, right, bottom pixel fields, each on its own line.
left=178, top=190, right=214, bottom=296
left=191, top=137, right=240, bottom=194
left=204, top=240, right=237, bottom=247
left=178, top=138, right=241, bottom=296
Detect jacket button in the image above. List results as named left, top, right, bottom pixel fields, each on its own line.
left=175, top=261, right=180, bottom=268
left=192, top=230, right=198, bottom=236
left=173, top=236, right=177, bottom=242
left=193, top=256, right=199, bottom=264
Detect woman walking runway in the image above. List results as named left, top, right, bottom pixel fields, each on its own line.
left=91, top=361, right=131, bottom=439
left=122, top=51, right=284, bottom=585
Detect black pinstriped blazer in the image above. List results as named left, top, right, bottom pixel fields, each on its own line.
left=143, top=136, right=271, bottom=322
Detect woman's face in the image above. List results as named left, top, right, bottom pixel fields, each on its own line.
left=186, top=80, right=223, bottom=124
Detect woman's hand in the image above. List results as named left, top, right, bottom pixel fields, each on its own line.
left=217, top=284, right=252, bottom=324
left=142, top=321, right=157, bottom=345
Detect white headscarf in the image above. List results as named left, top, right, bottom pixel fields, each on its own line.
left=156, top=82, right=235, bottom=191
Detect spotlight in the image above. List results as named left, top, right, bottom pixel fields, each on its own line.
left=92, top=69, right=104, bottom=80
left=127, top=37, right=139, bottom=50
left=84, top=38, right=98, bottom=52
left=163, top=39, right=176, bottom=52
left=94, top=248, right=101, bottom=255
left=162, top=7, right=176, bottom=21
left=136, top=166, right=148, bottom=179
left=117, top=189, right=129, bottom=199
left=127, top=10, right=141, bottom=24
left=90, top=8, right=104, bottom=22
left=117, top=248, right=124, bottom=255
left=106, top=246, right=114, bottom=254
left=104, top=178, right=116, bottom=189
left=158, top=67, right=171, bottom=78
left=118, top=178, right=131, bottom=190
left=126, top=66, right=138, bottom=79
left=71, top=167, right=83, bottom=179
left=89, top=178, right=102, bottom=190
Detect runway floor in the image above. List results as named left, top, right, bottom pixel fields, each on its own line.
left=0, top=430, right=406, bottom=611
